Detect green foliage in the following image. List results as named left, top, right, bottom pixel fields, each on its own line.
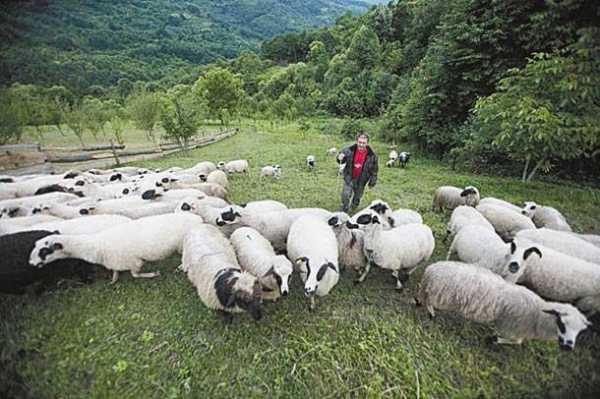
left=127, top=91, right=162, bottom=144
left=0, top=88, right=26, bottom=145
left=346, top=24, right=381, bottom=70
left=161, top=88, right=198, bottom=149
left=194, top=67, right=245, bottom=125
left=339, top=118, right=365, bottom=139
left=64, top=102, right=87, bottom=148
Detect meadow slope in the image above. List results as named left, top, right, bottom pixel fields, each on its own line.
left=1, top=123, right=599, bottom=398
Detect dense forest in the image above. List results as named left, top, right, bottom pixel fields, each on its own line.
left=1, top=0, right=599, bottom=182
left=0, top=0, right=384, bottom=93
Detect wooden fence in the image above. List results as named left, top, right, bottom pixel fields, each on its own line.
left=0, top=129, right=238, bottom=176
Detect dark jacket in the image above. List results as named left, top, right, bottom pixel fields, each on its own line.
left=341, top=144, right=378, bottom=187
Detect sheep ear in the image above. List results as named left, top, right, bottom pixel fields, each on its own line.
left=52, top=242, right=63, bottom=250
left=263, top=266, right=275, bottom=277
left=327, top=262, right=337, bottom=272
left=387, top=217, right=395, bottom=228
left=372, top=215, right=380, bottom=224
left=524, top=247, right=542, bottom=260
left=460, top=188, right=474, bottom=197
left=234, top=212, right=241, bottom=217
left=327, top=216, right=338, bottom=226
left=510, top=241, right=517, bottom=254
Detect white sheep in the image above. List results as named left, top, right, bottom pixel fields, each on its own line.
left=287, top=215, right=339, bottom=310
left=183, top=225, right=262, bottom=321
left=446, top=205, right=494, bottom=238
left=30, top=213, right=204, bottom=283
left=260, top=165, right=282, bottom=179
left=352, top=199, right=422, bottom=230
left=30, top=202, right=97, bottom=219
left=327, top=212, right=366, bottom=273
left=446, top=225, right=541, bottom=283
left=306, top=155, right=316, bottom=171
left=186, top=161, right=217, bottom=176
left=241, top=200, right=288, bottom=213
left=515, top=239, right=600, bottom=316
left=221, top=160, right=249, bottom=174
left=478, top=197, right=522, bottom=214
left=230, top=227, right=293, bottom=301
left=388, top=150, right=398, bottom=164
left=326, top=147, right=337, bottom=156
left=432, top=185, right=480, bottom=212
left=170, top=182, right=227, bottom=200
left=521, top=201, right=572, bottom=231
left=349, top=211, right=434, bottom=290
left=206, top=170, right=228, bottom=187
left=92, top=197, right=177, bottom=219
left=516, top=228, right=600, bottom=265
left=336, top=153, right=346, bottom=175
left=575, top=233, right=600, bottom=248
left=417, top=261, right=591, bottom=349
left=0, top=215, right=63, bottom=235
left=21, top=215, right=131, bottom=235
left=0, top=192, right=80, bottom=212
left=476, top=203, right=536, bottom=241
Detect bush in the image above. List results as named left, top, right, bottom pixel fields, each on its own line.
left=339, top=118, right=364, bottom=140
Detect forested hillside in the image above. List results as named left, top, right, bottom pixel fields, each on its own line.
left=0, top=0, right=383, bottom=93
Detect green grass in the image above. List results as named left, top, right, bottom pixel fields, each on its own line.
left=2, top=121, right=600, bottom=398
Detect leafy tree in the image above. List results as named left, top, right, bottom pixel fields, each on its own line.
left=194, top=67, right=245, bottom=125
left=345, top=25, right=381, bottom=70
left=127, top=91, right=162, bottom=144
left=160, top=90, right=198, bottom=150
left=82, top=97, right=109, bottom=140
left=64, top=102, right=87, bottom=147
left=0, top=89, right=26, bottom=145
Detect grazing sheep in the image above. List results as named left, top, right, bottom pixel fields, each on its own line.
left=388, top=150, right=398, bottom=166
left=242, top=200, right=288, bottom=213
left=327, top=212, right=366, bottom=273
left=515, top=239, right=600, bottom=316
left=521, top=201, right=572, bottom=231
left=175, top=196, right=229, bottom=213
left=260, top=165, right=282, bottom=179
left=476, top=203, right=536, bottom=241
left=327, top=147, right=338, bottom=156
left=516, top=228, right=600, bottom=265
left=287, top=215, right=339, bottom=310
left=172, top=182, right=227, bottom=200
left=398, top=152, right=410, bottom=168
left=306, top=155, right=315, bottom=171
left=30, top=213, right=204, bottom=283
left=432, top=186, right=480, bottom=212
left=446, top=205, right=495, bottom=238
left=230, top=227, right=293, bottom=301
left=30, top=202, right=97, bottom=219
left=353, top=199, right=421, bottom=230
left=575, top=233, right=600, bottom=248
left=186, top=161, right=217, bottom=176
left=183, top=225, right=262, bottom=321
left=221, top=160, right=249, bottom=174
left=349, top=211, right=434, bottom=290
left=0, top=192, right=80, bottom=212
left=0, top=230, right=100, bottom=294
left=447, top=225, right=541, bottom=283
left=206, top=170, right=228, bottom=187
left=90, top=197, right=175, bottom=218
left=0, top=215, right=63, bottom=236
left=479, top=197, right=522, bottom=214
left=386, top=159, right=396, bottom=168
left=418, top=261, right=591, bottom=349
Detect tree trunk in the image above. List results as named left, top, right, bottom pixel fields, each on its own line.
left=521, top=156, right=531, bottom=182
left=34, top=126, right=45, bottom=144
left=526, top=158, right=545, bottom=182
left=55, top=124, right=66, bottom=136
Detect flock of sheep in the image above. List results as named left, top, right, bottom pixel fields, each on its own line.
left=1, top=149, right=599, bottom=352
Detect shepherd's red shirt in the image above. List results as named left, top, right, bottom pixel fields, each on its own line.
left=352, top=148, right=368, bottom=180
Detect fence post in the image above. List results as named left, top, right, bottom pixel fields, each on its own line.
left=110, top=139, right=121, bottom=166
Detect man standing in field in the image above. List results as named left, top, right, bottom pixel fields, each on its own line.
left=340, top=132, right=378, bottom=212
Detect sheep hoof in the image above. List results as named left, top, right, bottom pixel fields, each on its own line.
left=353, top=279, right=363, bottom=286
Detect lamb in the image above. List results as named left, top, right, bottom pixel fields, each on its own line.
left=230, top=227, right=293, bottom=301
left=306, top=155, right=315, bottom=171
left=0, top=230, right=100, bottom=294
left=30, top=213, right=205, bottom=283
left=287, top=215, right=339, bottom=309
left=206, top=170, right=228, bottom=187
left=19, top=215, right=131, bottom=235
left=446, top=225, right=541, bottom=283
left=417, top=261, right=591, bottom=349
left=446, top=205, right=494, bottom=238
left=1, top=215, right=63, bottom=235
left=398, top=152, right=410, bottom=168
left=221, top=160, right=249, bottom=174
left=348, top=211, right=434, bottom=290
left=515, top=239, right=600, bottom=316
left=326, top=147, right=337, bottom=156
left=521, top=201, right=572, bottom=231
left=432, top=185, right=480, bottom=212
left=260, top=165, right=282, bottom=179
left=478, top=197, right=522, bottom=214
left=516, top=228, right=600, bottom=265
left=476, top=203, right=536, bottom=241
left=327, top=212, right=366, bottom=273
left=182, top=225, right=262, bottom=321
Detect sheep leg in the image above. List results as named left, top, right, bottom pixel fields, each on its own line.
left=130, top=270, right=161, bottom=279
left=354, top=261, right=372, bottom=284
left=426, top=304, right=435, bottom=318
left=308, top=297, right=316, bottom=311
left=110, top=271, right=119, bottom=284
left=218, top=310, right=233, bottom=325
left=395, top=270, right=410, bottom=291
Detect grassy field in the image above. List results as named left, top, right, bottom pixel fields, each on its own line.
left=2, top=121, right=600, bottom=398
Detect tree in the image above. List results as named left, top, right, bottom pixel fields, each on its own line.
left=127, top=91, right=161, bottom=145
left=0, top=89, right=26, bottom=145
left=160, top=91, right=198, bottom=150
left=345, top=25, right=381, bottom=70
left=64, top=102, right=87, bottom=147
left=194, top=67, right=244, bottom=125
left=82, top=97, right=109, bottom=140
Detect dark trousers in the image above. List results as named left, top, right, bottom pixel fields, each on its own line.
left=341, top=179, right=366, bottom=212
